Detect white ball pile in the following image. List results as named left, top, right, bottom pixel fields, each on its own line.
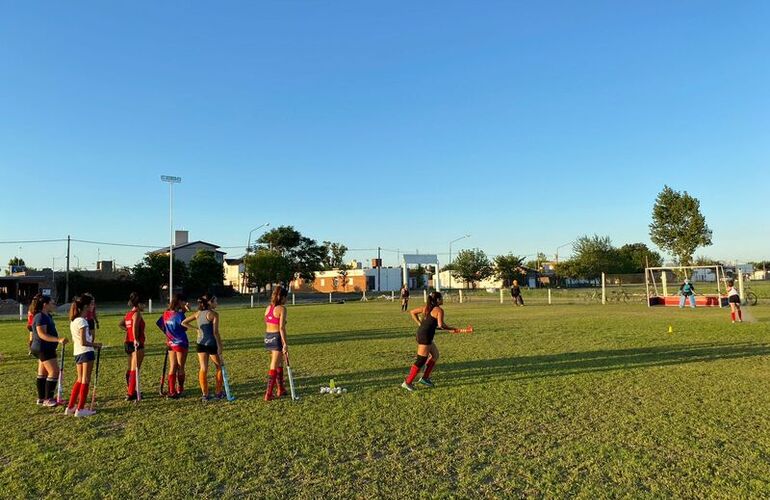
left=319, top=386, right=347, bottom=395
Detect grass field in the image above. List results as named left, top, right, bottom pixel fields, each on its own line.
left=2, top=300, right=770, bottom=497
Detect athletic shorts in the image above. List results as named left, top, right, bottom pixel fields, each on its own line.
left=74, top=351, right=96, bottom=364
left=416, top=329, right=435, bottom=346
left=728, top=295, right=741, bottom=304
left=197, top=343, right=218, bottom=355
left=264, top=332, right=283, bottom=352
left=87, top=319, right=96, bottom=331
left=169, top=345, right=188, bottom=354
left=34, top=348, right=57, bottom=362
left=124, top=342, right=145, bottom=354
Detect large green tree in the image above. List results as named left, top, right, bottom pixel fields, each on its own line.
left=132, top=254, right=188, bottom=300
left=8, top=257, right=25, bottom=267
left=617, top=243, right=663, bottom=273
left=257, top=226, right=326, bottom=281
left=493, top=254, right=527, bottom=286
left=187, top=250, right=225, bottom=294
left=321, top=241, right=348, bottom=270
left=565, top=235, right=623, bottom=279
left=649, top=186, right=712, bottom=266
left=451, top=249, right=493, bottom=289
left=244, top=249, right=293, bottom=296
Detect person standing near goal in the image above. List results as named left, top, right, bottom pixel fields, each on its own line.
left=263, top=285, right=289, bottom=401
left=400, top=284, right=410, bottom=312
left=401, top=291, right=455, bottom=391
left=726, top=279, right=743, bottom=323
left=157, top=294, right=190, bottom=398
left=65, top=295, right=101, bottom=417
left=182, top=294, right=225, bottom=401
left=510, top=280, right=524, bottom=306
left=679, top=279, right=696, bottom=308
left=119, top=292, right=146, bottom=401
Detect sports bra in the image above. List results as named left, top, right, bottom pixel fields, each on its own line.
left=265, top=305, right=280, bottom=325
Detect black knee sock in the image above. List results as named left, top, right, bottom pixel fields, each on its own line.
left=36, top=376, right=46, bottom=400
left=45, top=378, right=57, bottom=400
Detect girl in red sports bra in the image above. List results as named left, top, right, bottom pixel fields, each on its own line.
left=263, top=285, right=288, bottom=401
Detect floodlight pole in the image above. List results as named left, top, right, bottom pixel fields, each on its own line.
left=161, top=175, right=182, bottom=300
left=448, top=234, right=471, bottom=290
left=244, top=222, right=270, bottom=293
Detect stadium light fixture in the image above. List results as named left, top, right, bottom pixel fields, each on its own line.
left=448, top=234, right=471, bottom=290
left=161, top=175, right=182, bottom=297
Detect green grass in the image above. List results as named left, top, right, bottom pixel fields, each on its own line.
left=1, top=301, right=770, bottom=497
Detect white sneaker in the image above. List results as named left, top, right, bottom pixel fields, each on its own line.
left=64, top=407, right=76, bottom=416
left=74, top=408, right=96, bottom=418
left=36, top=399, right=44, bottom=405
left=42, top=399, right=59, bottom=407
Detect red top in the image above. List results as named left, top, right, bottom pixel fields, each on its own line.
left=27, top=310, right=34, bottom=327
left=124, top=308, right=145, bottom=344
left=85, top=308, right=96, bottom=321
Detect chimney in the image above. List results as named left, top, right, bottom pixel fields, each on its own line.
left=175, top=230, right=189, bottom=246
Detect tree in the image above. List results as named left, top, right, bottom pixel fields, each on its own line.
left=493, top=254, right=527, bottom=286
left=257, top=226, right=326, bottom=281
left=694, top=255, right=721, bottom=266
left=321, top=241, right=348, bottom=270
left=132, top=254, right=188, bottom=300
left=525, top=252, right=548, bottom=272
left=244, top=249, right=293, bottom=296
left=187, top=250, right=225, bottom=294
left=451, top=249, right=493, bottom=289
left=568, top=235, right=622, bottom=279
left=649, top=185, right=712, bottom=266
left=617, top=243, right=662, bottom=273
left=8, top=257, right=25, bottom=267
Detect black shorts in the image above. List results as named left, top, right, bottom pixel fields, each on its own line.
left=75, top=351, right=96, bottom=364
left=124, top=342, right=145, bottom=355
left=34, top=348, right=57, bottom=362
left=728, top=295, right=741, bottom=304
left=87, top=319, right=96, bottom=331
left=196, top=343, right=218, bottom=355
left=416, top=330, right=435, bottom=346
left=264, top=333, right=283, bottom=352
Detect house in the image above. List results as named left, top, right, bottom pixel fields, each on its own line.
left=223, top=257, right=246, bottom=292
left=147, top=231, right=226, bottom=266
left=292, top=262, right=403, bottom=293
left=0, top=272, right=54, bottom=303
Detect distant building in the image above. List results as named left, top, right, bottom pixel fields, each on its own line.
left=147, top=230, right=226, bottom=266
left=0, top=272, right=54, bottom=303
left=292, top=264, right=403, bottom=293
left=224, top=257, right=246, bottom=292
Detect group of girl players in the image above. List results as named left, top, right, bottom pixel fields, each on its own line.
left=26, top=281, right=464, bottom=414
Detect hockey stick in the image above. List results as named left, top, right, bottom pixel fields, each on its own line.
left=159, top=348, right=169, bottom=396
left=56, top=342, right=66, bottom=404
left=135, top=347, right=142, bottom=402
left=451, top=325, right=474, bottom=334
left=283, top=352, right=299, bottom=401
left=89, top=347, right=101, bottom=410
left=220, top=357, right=235, bottom=402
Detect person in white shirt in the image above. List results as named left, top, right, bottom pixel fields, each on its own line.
left=66, top=295, right=102, bottom=417
left=726, top=279, right=743, bottom=323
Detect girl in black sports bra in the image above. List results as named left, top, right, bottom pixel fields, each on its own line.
left=401, top=291, right=455, bottom=391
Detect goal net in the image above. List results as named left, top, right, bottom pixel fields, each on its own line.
left=644, top=265, right=731, bottom=307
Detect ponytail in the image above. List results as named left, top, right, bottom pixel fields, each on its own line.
left=423, top=291, right=442, bottom=316
left=198, top=293, right=214, bottom=311
left=69, top=294, right=93, bottom=321
left=271, top=285, right=288, bottom=306
left=31, top=294, right=51, bottom=315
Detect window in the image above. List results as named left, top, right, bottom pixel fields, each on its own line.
left=320, top=279, right=325, bottom=286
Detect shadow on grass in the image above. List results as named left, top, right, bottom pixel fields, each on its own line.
left=292, top=342, right=770, bottom=393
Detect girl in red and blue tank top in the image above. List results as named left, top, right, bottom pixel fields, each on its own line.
left=156, top=294, right=189, bottom=398
left=120, top=292, right=146, bottom=400
left=263, top=285, right=289, bottom=401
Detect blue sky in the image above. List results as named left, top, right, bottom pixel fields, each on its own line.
left=1, top=1, right=768, bottom=270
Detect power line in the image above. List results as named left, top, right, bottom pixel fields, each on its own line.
left=0, top=238, right=67, bottom=244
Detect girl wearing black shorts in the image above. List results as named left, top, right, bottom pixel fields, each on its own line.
left=182, top=294, right=224, bottom=401
left=726, top=279, right=743, bottom=323
left=30, top=295, right=68, bottom=406
left=263, top=285, right=288, bottom=401
left=119, top=292, right=146, bottom=400
left=402, top=291, right=455, bottom=391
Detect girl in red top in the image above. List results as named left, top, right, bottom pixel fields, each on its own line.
left=119, top=292, right=146, bottom=400
left=263, top=286, right=288, bottom=401
left=26, top=295, right=37, bottom=356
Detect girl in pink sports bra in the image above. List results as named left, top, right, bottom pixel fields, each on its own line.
left=263, top=285, right=288, bottom=401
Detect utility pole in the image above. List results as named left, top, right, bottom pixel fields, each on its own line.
left=65, top=235, right=71, bottom=303
left=377, top=247, right=381, bottom=292
left=161, top=175, right=182, bottom=300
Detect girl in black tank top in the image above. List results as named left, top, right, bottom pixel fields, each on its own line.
left=401, top=291, right=456, bottom=392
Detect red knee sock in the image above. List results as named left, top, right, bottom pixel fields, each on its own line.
left=276, top=367, right=285, bottom=395
left=731, top=311, right=736, bottom=321
left=68, top=381, right=81, bottom=409
left=265, top=370, right=277, bottom=399
left=405, top=365, right=420, bottom=384
left=128, top=370, right=137, bottom=396
left=77, top=383, right=89, bottom=410
left=168, top=374, right=177, bottom=395
left=423, top=358, right=436, bottom=379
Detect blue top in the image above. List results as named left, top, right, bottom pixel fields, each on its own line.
left=197, top=311, right=216, bottom=347
left=31, top=312, right=58, bottom=352
left=157, top=310, right=189, bottom=348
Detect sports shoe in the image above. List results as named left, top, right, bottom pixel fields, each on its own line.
left=74, top=408, right=95, bottom=418
left=125, top=394, right=137, bottom=401
left=215, top=392, right=226, bottom=400
left=201, top=394, right=213, bottom=402
left=167, top=392, right=179, bottom=399
left=36, top=399, right=44, bottom=405
left=64, top=407, right=76, bottom=416
left=43, top=399, right=59, bottom=407
left=401, top=382, right=416, bottom=392
left=418, top=377, right=435, bottom=388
